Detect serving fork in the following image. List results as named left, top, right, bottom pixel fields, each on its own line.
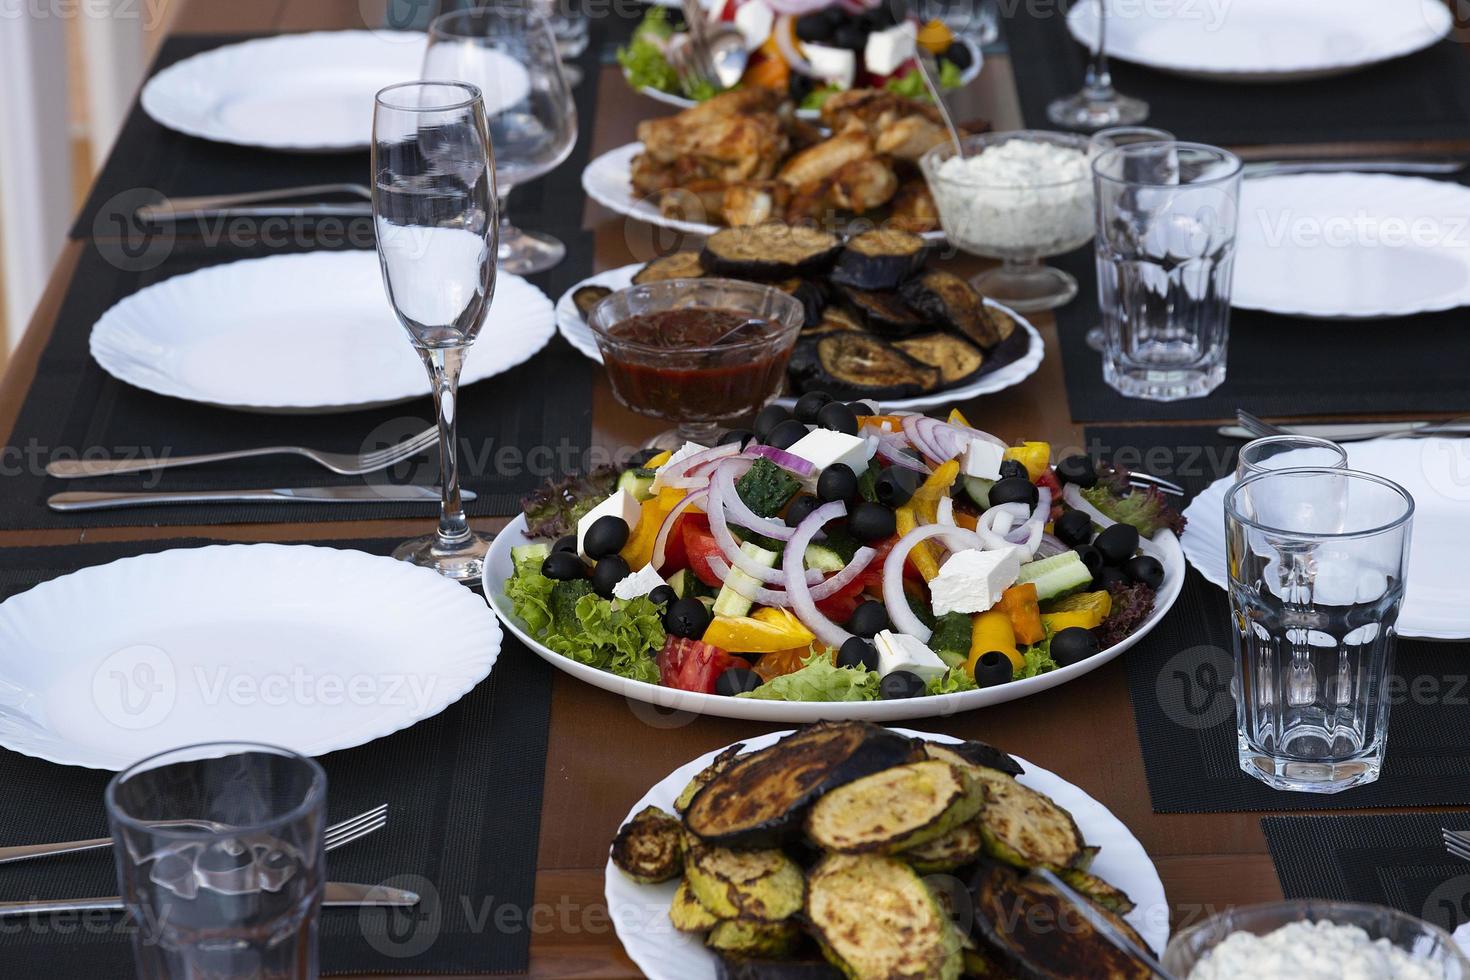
left=136, top=183, right=372, bottom=223
left=1229, top=409, right=1470, bottom=443
left=1443, top=828, right=1470, bottom=864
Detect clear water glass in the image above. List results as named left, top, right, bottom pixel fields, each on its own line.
left=1093, top=141, right=1241, bottom=401
left=105, top=743, right=327, bottom=980
left=373, top=80, right=498, bottom=582
left=1047, top=0, right=1148, bottom=130
left=425, top=2, right=578, bottom=275
left=1237, top=435, right=1349, bottom=481
left=534, top=0, right=590, bottom=85
left=910, top=0, right=999, bottom=45
left=1225, top=468, right=1415, bottom=793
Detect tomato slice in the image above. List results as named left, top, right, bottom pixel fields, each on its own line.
left=657, top=636, right=738, bottom=694
left=857, top=534, right=921, bottom=592
left=680, top=518, right=726, bottom=589
left=1036, top=470, right=1064, bottom=520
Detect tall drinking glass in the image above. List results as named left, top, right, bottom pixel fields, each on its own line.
left=534, top=0, right=590, bottom=86
left=1237, top=435, right=1349, bottom=480
left=373, top=81, right=497, bottom=582
left=1084, top=125, right=1172, bottom=351
left=1048, top=0, right=1148, bottom=130
left=425, top=3, right=577, bottom=275
left=106, top=743, right=327, bottom=979
left=1093, top=141, right=1241, bottom=401
left=1225, top=469, right=1415, bottom=793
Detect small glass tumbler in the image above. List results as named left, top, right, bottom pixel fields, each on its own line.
left=1225, top=469, right=1415, bottom=793
left=1093, top=141, right=1241, bottom=400
left=106, top=743, right=327, bottom=979
left=1237, top=435, right=1349, bottom=481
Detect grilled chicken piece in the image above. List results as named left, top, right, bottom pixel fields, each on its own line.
left=658, top=180, right=728, bottom=224
left=876, top=115, right=952, bottom=162
left=829, top=158, right=899, bottom=213
left=778, top=131, right=873, bottom=188
left=821, top=89, right=945, bottom=136
left=638, top=112, right=788, bottom=184
left=889, top=180, right=941, bottom=234
left=630, top=152, right=678, bottom=196
left=722, top=181, right=793, bottom=226
left=783, top=179, right=835, bottom=225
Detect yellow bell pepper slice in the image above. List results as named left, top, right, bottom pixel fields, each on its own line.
left=917, top=18, right=955, bottom=55
left=704, top=613, right=815, bottom=654
left=969, top=608, right=1021, bottom=675
left=1002, top=442, right=1052, bottom=483
left=910, top=459, right=960, bottom=526
left=657, top=485, right=695, bottom=512
left=619, top=497, right=666, bottom=569
left=646, top=449, right=673, bottom=469
left=895, top=505, right=940, bottom=581
left=947, top=407, right=972, bottom=428
left=1041, top=590, right=1112, bottom=633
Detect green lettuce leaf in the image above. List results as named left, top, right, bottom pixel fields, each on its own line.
left=926, top=666, right=978, bottom=696
left=617, top=10, right=679, bottom=95
left=1015, top=638, right=1058, bottom=680
left=738, top=652, right=879, bottom=702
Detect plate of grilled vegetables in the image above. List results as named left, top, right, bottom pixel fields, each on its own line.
left=582, top=88, right=974, bottom=238
left=606, top=723, right=1167, bottom=979
left=557, top=224, right=1043, bottom=410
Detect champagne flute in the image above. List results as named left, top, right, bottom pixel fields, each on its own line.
left=425, top=2, right=577, bottom=275
left=1049, top=0, right=1148, bottom=130
left=372, top=80, right=497, bottom=582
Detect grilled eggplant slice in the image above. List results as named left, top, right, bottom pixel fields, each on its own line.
left=716, top=957, right=842, bottom=980
left=1058, top=868, right=1135, bottom=915
left=807, top=760, right=984, bottom=854
left=900, top=270, right=1007, bottom=349
left=806, top=853, right=963, bottom=980
left=670, top=878, right=723, bottom=933
left=801, top=306, right=864, bottom=338
left=675, top=744, right=747, bottom=815
left=831, top=229, right=930, bottom=291
left=632, top=250, right=706, bottom=285
left=894, top=333, right=987, bottom=388
left=969, top=768, right=1085, bottom=871
left=788, top=334, right=940, bottom=401
left=924, top=740, right=1024, bottom=779
left=702, top=224, right=841, bottom=280
left=684, top=722, right=918, bottom=848
left=686, top=847, right=805, bottom=921
left=901, top=821, right=986, bottom=874
left=572, top=285, right=612, bottom=321
left=610, top=805, right=684, bottom=884
left=839, top=286, right=925, bottom=338
left=707, top=920, right=802, bottom=958
left=776, top=278, right=827, bottom=329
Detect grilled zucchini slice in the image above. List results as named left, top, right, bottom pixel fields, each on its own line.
left=572, top=285, right=612, bottom=321
left=1058, top=868, right=1136, bottom=915
left=686, top=847, right=805, bottom=921
left=702, top=224, right=842, bottom=280
left=806, top=760, right=984, bottom=854
left=900, top=270, right=1007, bottom=349
left=707, top=920, right=802, bottom=958
left=670, top=878, right=723, bottom=933
left=684, top=722, right=918, bottom=848
left=923, top=740, right=1024, bottom=778
left=830, top=229, right=930, bottom=291
left=806, top=853, right=962, bottom=980
left=893, top=334, right=987, bottom=388
left=838, top=286, right=925, bottom=338
left=632, top=250, right=706, bottom=285
left=969, top=768, right=1084, bottom=871
left=610, top=805, right=685, bottom=884
left=787, top=334, right=940, bottom=401
left=716, top=957, right=843, bottom=980
left=900, top=821, right=985, bottom=873
left=675, top=743, right=746, bottom=815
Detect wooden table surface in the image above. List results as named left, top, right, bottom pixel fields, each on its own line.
left=12, top=0, right=1470, bottom=976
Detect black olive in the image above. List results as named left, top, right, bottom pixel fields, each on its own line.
left=817, top=464, right=859, bottom=503
left=785, top=493, right=820, bottom=529
left=664, top=597, right=710, bottom=639
left=943, top=43, right=972, bottom=71
left=754, top=404, right=791, bottom=441
left=766, top=419, right=809, bottom=450
left=541, top=550, right=587, bottom=581
left=846, top=400, right=876, bottom=416
left=788, top=71, right=814, bottom=102
left=1052, top=627, right=1101, bottom=667
left=989, top=476, right=1039, bottom=510
left=719, top=428, right=755, bottom=449
left=880, top=670, right=927, bottom=699
left=832, top=20, right=866, bottom=50
left=1094, top=523, right=1140, bottom=566
left=794, top=391, right=833, bottom=424
left=998, top=459, right=1029, bottom=481
left=823, top=6, right=846, bottom=26
left=1092, top=566, right=1128, bottom=592
left=648, top=584, right=677, bottom=606
left=716, top=667, right=763, bottom=696
left=1074, top=543, right=1104, bottom=575
left=628, top=447, right=661, bottom=467
left=551, top=534, right=578, bottom=554
left=1125, top=555, right=1165, bottom=590
left=1053, top=510, right=1094, bottom=548
left=582, top=515, right=630, bottom=560
left=815, top=401, right=859, bottom=436
left=863, top=4, right=898, bottom=28
left=1055, top=454, right=1098, bottom=488
left=590, top=555, right=630, bottom=598
left=794, top=11, right=833, bottom=42
left=848, top=501, right=897, bottom=543
left=846, top=600, right=890, bottom=639
left=974, top=651, right=1014, bottom=688
left=837, top=636, right=880, bottom=671
left=874, top=467, right=920, bottom=507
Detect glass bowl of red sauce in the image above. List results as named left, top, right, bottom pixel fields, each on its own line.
left=588, top=278, right=805, bottom=448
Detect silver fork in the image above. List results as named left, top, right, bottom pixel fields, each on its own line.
left=46, top=427, right=438, bottom=479
left=0, top=803, right=387, bottom=866
left=1236, top=409, right=1288, bottom=439
left=1443, top=828, right=1470, bottom=863
left=1128, top=473, right=1186, bottom=498
left=137, top=183, right=372, bottom=222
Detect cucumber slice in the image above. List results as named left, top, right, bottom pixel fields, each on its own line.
left=511, top=543, right=551, bottom=568
left=964, top=477, right=994, bottom=509
left=713, top=542, right=778, bottom=618
left=617, top=469, right=656, bottom=502
left=804, top=543, right=845, bottom=574
left=1017, top=551, right=1093, bottom=602
left=666, top=568, right=694, bottom=599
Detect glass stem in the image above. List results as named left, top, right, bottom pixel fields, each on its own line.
left=496, top=186, right=516, bottom=259
left=420, top=345, right=470, bottom=550
left=1083, top=0, right=1116, bottom=102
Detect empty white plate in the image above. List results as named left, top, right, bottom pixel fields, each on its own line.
left=90, top=249, right=556, bottom=413
left=1068, top=0, right=1451, bottom=82
left=0, top=544, right=501, bottom=770
left=1234, top=174, right=1470, bottom=319
left=141, top=31, right=429, bottom=151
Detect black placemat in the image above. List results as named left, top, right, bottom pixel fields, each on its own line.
left=1003, top=8, right=1470, bottom=145
left=0, top=536, right=553, bottom=976
left=1088, top=424, right=1470, bottom=813
left=1055, top=247, right=1470, bottom=422
left=1264, top=813, right=1470, bottom=935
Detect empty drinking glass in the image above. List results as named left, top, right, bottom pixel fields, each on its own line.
left=106, top=743, right=327, bottom=979
left=1225, top=468, right=1415, bottom=793
left=1048, top=0, right=1148, bottom=130
left=910, top=0, right=999, bottom=46
left=1237, top=435, right=1349, bottom=481
left=534, top=0, right=590, bottom=85
left=1093, top=141, right=1241, bottom=401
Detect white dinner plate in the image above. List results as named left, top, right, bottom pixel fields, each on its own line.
left=141, top=31, right=430, bottom=151
left=1067, top=0, right=1451, bottom=82
left=1234, top=174, right=1470, bottom=319
left=483, top=513, right=1184, bottom=722
left=554, top=264, right=1045, bottom=411
left=0, top=544, right=501, bottom=770
left=1181, top=438, right=1470, bottom=639
left=604, top=728, right=1169, bottom=980
left=90, top=250, right=555, bottom=413
left=583, top=143, right=947, bottom=242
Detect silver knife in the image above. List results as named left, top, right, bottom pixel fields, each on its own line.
left=0, top=881, right=419, bottom=917
left=139, top=203, right=373, bottom=221
left=1218, top=421, right=1470, bottom=441
left=47, top=485, right=475, bottom=511
left=1243, top=159, right=1466, bottom=178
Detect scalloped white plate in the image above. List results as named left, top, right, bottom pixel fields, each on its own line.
left=1068, top=0, right=1451, bottom=83
left=1234, top=174, right=1470, bottom=320
left=553, top=264, right=1045, bottom=411
left=141, top=31, right=430, bottom=151
left=90, top=250, right=555, bottom=413
left=1181, top=438, right=1470, bottom=640
left=0, top=544, right=501, bottom=770
left=483, top=513, right=1184, bottom=722
left=604, top=728, right=1169, bottom=980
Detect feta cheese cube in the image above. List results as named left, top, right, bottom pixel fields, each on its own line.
left=576, top=488, right=641, bottom=559
left=804, top=43, right=856, bottom=89
left=874, top=630, right=949, bottom=681
left=864, top=23, right=917, bottom=78
left=929, top=547, right=1024, bottom=616
left=612, top=564, right=666, bottom=601
left=732, top=1, right=774, bottom=51
left=651, top=441, right=708, bottom=490
left=786, top=429, right=870, bottom=479
left=961, top=439, right=1006, bottom=481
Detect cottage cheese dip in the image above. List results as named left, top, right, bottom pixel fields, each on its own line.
left=1187, top=920, right=1447, bottom=980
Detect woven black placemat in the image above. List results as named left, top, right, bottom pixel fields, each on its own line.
left=1088, top=424, right=1470, bottom=813
left=1264, top=813, right=1470, bottom=934
left=1002, top=9, right=1470, bottom=145
left=0, top=536, right=553, bottom=976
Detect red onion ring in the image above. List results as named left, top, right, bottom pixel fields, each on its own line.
left=714, top=459, right=794, bottom=542
left=783, top=500, right=854, bottom=650
left=882, top=524, right=980, bottom=643
left=651, top=489, right=707, bottom=571
left=745, top=444, right=815, bottom=479
left=900, top=414, right=947, bottom=464
left=708, top=545, right=876, bottom=607
left=708, top=476, right=822, bottom=584
left=656, top=443, right=742, bottom=490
